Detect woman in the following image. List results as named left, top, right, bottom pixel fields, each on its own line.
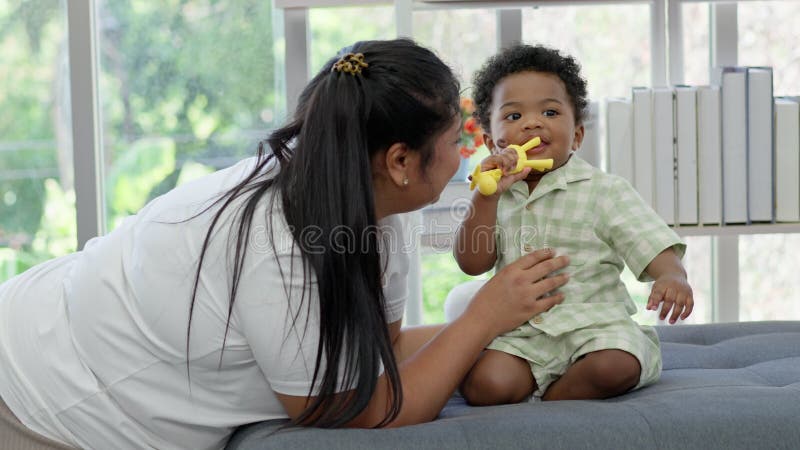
left=0, top=39, right=569, bottom=449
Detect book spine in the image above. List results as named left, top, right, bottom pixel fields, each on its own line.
left=774, top=98, right=800, bottom=222
left=697, top=86, right=723, bottom=225
left=632, top=87, right=655, bottom=207
left=676, top=86, right=699, bottom=225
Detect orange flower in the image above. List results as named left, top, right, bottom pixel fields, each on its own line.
left=460, top=146, right=476, bottom=158
left=460, top=97, right=474, bottom=112
left=464, top=117, right=479, bottom=134
left=459, top=97, right=482, bottom=159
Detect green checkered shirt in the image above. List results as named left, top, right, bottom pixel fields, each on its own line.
left=494, top=155, right=685, bottom=332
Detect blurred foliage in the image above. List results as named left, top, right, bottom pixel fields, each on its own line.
left=421, top=251, right=488, bottom=324
left=31, top=178, right=76, bottom=258
left=98, top=0, right=279, bottom=227
left=308, top=6, right=394, bottom=75
left=0, top=0, right=61, bottom=237
left=0, top=0, right=281, bottom=282
left=107, top=137, right=176, bottom=218
left=0, top=178, right=76, bottom=279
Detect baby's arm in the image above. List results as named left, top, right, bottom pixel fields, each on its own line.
left=454, top=151, right=530, bottom=275
left=454, top=191, right=501, bottom=275
left=643, top=248, right=694, bottom=324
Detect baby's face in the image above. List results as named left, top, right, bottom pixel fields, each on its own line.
left=485, top=71, right=584, bottom=177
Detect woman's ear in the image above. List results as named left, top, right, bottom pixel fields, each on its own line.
left=384, top=142, right=411, bottom=187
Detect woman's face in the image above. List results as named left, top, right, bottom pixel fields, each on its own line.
left=371, top=114, right=462, bottom=219
left=406, top=116, right=462, bottom=209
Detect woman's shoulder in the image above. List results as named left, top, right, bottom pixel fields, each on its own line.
left=138, top=156, right=280, bottom=221
left=376, top=214, right=408, bottom=252
left=376, top=213, right=403, bottom=232
left=376, top=214, right=410, bottom=272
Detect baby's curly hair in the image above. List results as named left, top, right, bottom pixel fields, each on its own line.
left=472, top=44, right=588, bottom=133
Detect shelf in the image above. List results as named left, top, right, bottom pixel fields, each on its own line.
left=673, top=222, right=800, bottom=237
left=275, top=0, right=766, bottom=10
left=412, top=0, right=635, bottom=11
left=274, top=0, right=644, bottom=10
left=420, top=182, right=800, bottom=248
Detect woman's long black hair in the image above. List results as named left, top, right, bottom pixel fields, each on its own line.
left=187, top=39, right=460, bottom=428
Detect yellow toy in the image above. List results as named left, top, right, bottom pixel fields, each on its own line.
left=468, top=137, right=554, bottom=196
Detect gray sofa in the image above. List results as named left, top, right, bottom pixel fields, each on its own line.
left=226, top=321, right=800, bottom=449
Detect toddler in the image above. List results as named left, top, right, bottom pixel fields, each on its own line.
left=454, top=44, right=693, bottom=404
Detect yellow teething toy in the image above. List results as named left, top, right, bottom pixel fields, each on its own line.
left=468, top=137, right=554, bottom=196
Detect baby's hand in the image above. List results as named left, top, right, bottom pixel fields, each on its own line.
left=478, top=148, right=531, bottom=195
left=647, top=274, right=694, bottom=324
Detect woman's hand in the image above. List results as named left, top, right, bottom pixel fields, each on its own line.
left=464, top=248, right=569, bottom=338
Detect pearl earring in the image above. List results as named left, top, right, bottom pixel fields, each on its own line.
left=403, top=177, right=409, bottom=186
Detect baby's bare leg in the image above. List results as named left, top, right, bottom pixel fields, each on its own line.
left=460, top=349, right=537, bottom=406
left=542, top=349, right=640, bottom=401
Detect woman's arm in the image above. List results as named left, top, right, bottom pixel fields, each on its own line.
left=389, top=321, right=444, bottom=364
left=276, top=249, right=569, bottom=428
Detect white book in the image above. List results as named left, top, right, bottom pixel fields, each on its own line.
left=747, top=67, right=774, bottom=223
left=675, top=85, right=699, bottom=225
left=579, top=101, right=602, bottom=169
left=774, top=97, right=800, bottom=222
left=697, top=86, right=723, bottom=225
left=712, top=67, right=748, bottom=224
left=632, top=87, right=655, bottom=207
left=606, top=97, right=634, bottom=184
left=652, top=87, right=676, bottom=225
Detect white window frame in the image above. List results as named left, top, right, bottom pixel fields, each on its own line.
left=67, top=0, right=105, bottom=248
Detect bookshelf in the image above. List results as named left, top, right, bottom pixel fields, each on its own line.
left=422, top=182, right=800, bottom=243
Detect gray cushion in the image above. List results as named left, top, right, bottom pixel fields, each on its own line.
left=226, top=321, right=800, bottom=449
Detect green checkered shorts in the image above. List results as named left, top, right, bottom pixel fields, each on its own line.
left=487, top=304, right=662, bottom=398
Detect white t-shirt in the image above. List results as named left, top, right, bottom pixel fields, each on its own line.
left=0, top=157, right=409, bottom=450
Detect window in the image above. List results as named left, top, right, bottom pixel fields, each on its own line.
left=613, top=235, right=713, bottom=326
left=736, top=1, right=800, bottom=320
left=522, top=3, right=651, bottom=175
left=97, top=1, right=283, bottom=230
left=739, top=0, right=800, bottom=96
left=682, top=236, right=713, bottom=324
left=6, top=0, right=794, bottom=325
left=522, top=3, right=666, bottom=326
left=0, top=1, right=75, bottom=283
left=682, top=2, right=710, bottom=86
left=422, top=251, right=488, bottom=324
left=412, top=7, right=498, bottom=323
left=309, top=6, right=395, bottom=74
left=739, top=234, right=800, bottom=321
left=522, top=4, right=651, bottom=101
left=413, top=8, right=497, bottom=91
left=414, top=3, right=716, bottom=325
